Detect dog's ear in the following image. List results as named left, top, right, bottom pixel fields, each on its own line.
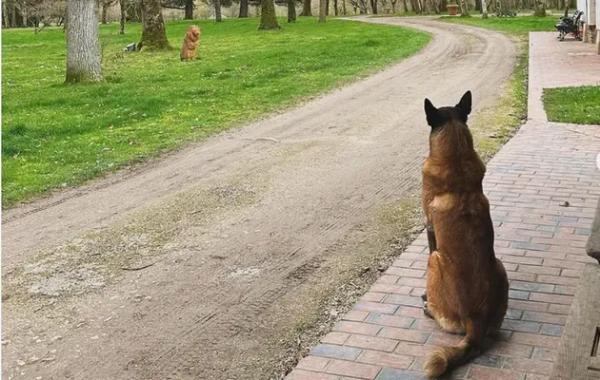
left=456, top=91, right=472, bottom=117
left=424, top=98, right=443, bottom=128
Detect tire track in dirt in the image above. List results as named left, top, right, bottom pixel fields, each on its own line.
left=2, top=18, right=516, bottom=380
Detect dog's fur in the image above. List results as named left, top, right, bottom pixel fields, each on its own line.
left=421, top=91, right=509, bottom=378
left=180, top=25, right=201, bottom=61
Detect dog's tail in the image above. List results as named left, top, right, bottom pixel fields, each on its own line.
left=423, top=320, right=482, bottom=378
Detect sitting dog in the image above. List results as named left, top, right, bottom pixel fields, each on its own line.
left=180, top=25, right=201, bottom=61
left=421, top=91, right=509, bottom=378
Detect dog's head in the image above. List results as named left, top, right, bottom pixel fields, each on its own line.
left=423, top=91, right=473, bottom=155
left=424, top=91, right=471, bottom=130
left=187, top=26, right=201, bottom=40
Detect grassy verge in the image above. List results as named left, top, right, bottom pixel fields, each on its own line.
left=440, top=16, right=555, bottom=160
left=2, top=17, right=430, bottom=207
left=441, top=15, right=556, bottom=35
left=543, top=86, right=600, bottom=124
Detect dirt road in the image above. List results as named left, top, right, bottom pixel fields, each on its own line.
left=2, top=18, right=516, bottom=380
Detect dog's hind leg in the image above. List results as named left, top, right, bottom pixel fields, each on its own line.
left=422, top=291, right=433, bottom=319
left=422, top=221, right=437, bottom=312
left=426, top=222, right=437, bottom=254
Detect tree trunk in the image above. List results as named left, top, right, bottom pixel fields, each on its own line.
left=326, top=0, right=329, bottom=15
left=119, top=0, right=126, bottom=34
left=138, top=0, right=170, bottom=50
left=65, top=0, right=102, bottom=83
left=288, top=0, right=297, bottom=21
left=458, top=0, right=469, bottom=14
left=334, top=0, right=338, bottom=14
left=2, top=1, right=9, bottom=28
left=13, top=4, right=24, bottom=27
left=319, top=0, right=327, bottom=21
left=239, top=0, right=249, bottom=17
left=22, top=4, right=28, bottom=27
left=358, top=0, right=368, bottom=13
left=481, top=0, right=488, bottom=17
left=185, top=0, right=194, bottom=19
left=259, top=0, right=280, bottom=29
left=214, top=0, right=222, bottom=21
left=370, top=0, right=378, bottom=13
left=342, top=0, right=347, bottom=14
left=402, top=0, right=408, bottom=12
left=7, top=1, right=14, bottom=28
left=410, top=0, right=422, bottom=13
left=301, top=0, right=312, bottom=15
left=102, top=2, right=108, bottom=24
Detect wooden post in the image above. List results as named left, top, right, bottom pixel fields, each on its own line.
left=583, top=23, right=589, bottom=42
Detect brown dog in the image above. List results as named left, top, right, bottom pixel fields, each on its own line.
left=180, top=25, right=201, bottom=61
left=421, top=91, right=509, bottom=378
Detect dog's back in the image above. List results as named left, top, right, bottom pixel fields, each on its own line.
left=421, top=92, right=508, bottom=378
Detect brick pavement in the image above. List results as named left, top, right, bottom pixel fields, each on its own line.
left=528, top=32, right=600, bottom=121
left=285, top=32, right=600, bottom=380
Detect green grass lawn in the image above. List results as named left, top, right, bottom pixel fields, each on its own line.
left=543, top=86, right=600, bottom=124
left=1, top=18, right=430, bottom=207
left=441, top=15, right=557, bottom=36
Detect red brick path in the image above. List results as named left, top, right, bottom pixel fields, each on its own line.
left=528, top=32, right=600, bottom=121
left=285, top=32, right=600, bottom=380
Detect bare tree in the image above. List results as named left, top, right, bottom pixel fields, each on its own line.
left=481, top=0, right=488, bottom=17
left=138, top=0, right=170, bottom=50
left=184, top=0, right=193, bottom=18
left=301, top=0, right=312, bottom=15
left=119, top=0, right=126, bottom=33
left=259, top=0, right=279, bottom=29
left=214, top=0, right=222, bottom=21
left=458, top=0, right=469, bottom=14
left=358, top=0, right=367, bottom=12
left=65, top=0, right=102, bottom=83
left=288, top=0, right=297, bottom=21
left=319, top=0, right=326, bottom=21
left=370, top=0, right=377, bottom=13
left=213, top=0, right=223, bottom=22
left=2, top=1, right=9, bottom=27
left=101, top=0, right=117, bottom=24
left=239, top=0, right=249, bottom=16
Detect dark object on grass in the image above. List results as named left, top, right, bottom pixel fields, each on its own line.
left=123, top=43, right=137, bottom=52
left=555, top=9, right=584, bottom=41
